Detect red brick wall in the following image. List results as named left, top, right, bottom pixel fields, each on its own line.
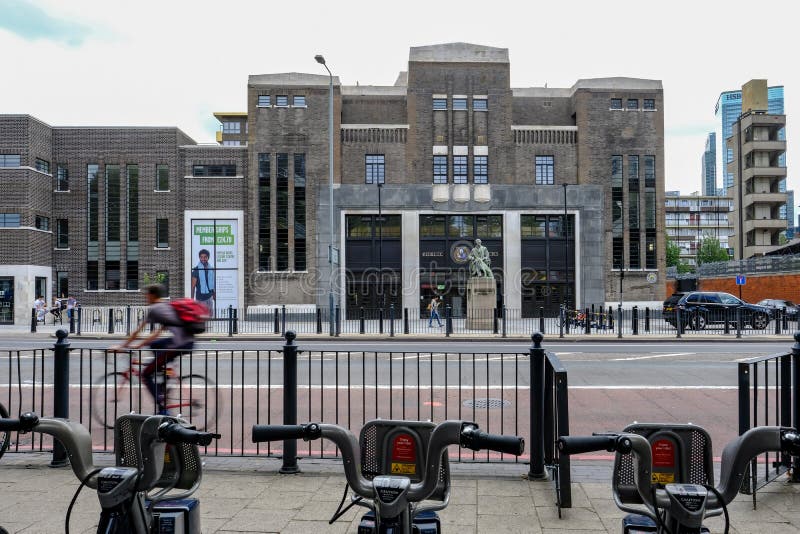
left=666, top=274, right=800, bottom=303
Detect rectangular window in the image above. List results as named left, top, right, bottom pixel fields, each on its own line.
left=448, top=215, right=474, bottom=238
left=35, top=216, right=49, bottom=231
left=56, top=219, right=68, bottom=248
left=86, top=261, right=99, bottom=290
left=365, top=154, right=385, bottom=184
left=56, top=271, right=68, bottom=299
left=0, top=154, right=21, bottom=167
left=476, top=215, right=502, bottom=238
left=0, top=213, right=21, bottom=227
left=105, top=165, right=121, bottom=243
left=292, top=95, right=306, bottom=107
left=105, top=260, right=120, bottom=290
left=222, top=122, right=241, bottom=134
left=613, top=237, right=624, bottom=269
left=627, top=99, right=639, bottom=110
left=347, top=215, right=372, bottom=238
left=612, top=188, right=623, bottom=236
left=433, top=155, right=448, bottom=184
left=35, top=158, right=50, bottom=173
left=419, top=215, right=446, bottom=237
left=628, top=155, right=639, bottom=188
left=611, top=155, right=623, bottom=186
left=276, top=153, right=289, bottom=271
left=452, top=98, right=467, bottom=110
left=645, top=191, right=656, bottom=229
left=275, top=95, right=289, bottom=107
left=645, top=230, right=657, bottom=269
left=629, top=233, right=641, bottom=269
left=156, top=164, right=169, bottom=190
left=157, top=270, right=169, bottom=296
left=258, top=153, right=271, bottom=271
left=473, top=98, right=488, bottom=111
left=453, top=155, right=468, bottom=184
left=127, top=165, right=139, bottom=242
left=473, top=155, right=488, bottom=184
left=257, top=95, right=271, bottom=107
left=628, top=191, right=639, bottom=230
left=644, top=156, right=656, bottom=187
left=56, top=165, right=69, bottom=191
left=222, top=140, right=241, bottom=146
left=610, top=98, right=622, bottom=110
left=156, top=219, right=169, bottom=248
left=520, top=215, right=547, bottom=238
left=87, top=164, right=99, bottom=243
left=126, top=260, right=139, bottom=290
left=294, top=153, right=306, bottom=271
left=192, top=165, right=237, bottom=177
left=535, top=155, right=554, bottom=185
left=643, top=99, right=655, bottom=110
left=432, top=98, right=447, bottom=110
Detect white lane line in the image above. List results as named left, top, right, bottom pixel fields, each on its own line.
left=612, top=352, right=694, bottom=361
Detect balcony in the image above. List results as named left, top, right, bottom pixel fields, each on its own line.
left=742, top=139, right=786, bottom=155
left=742, top=166, right=787, bottom=181
left=741, top=113, right=786, bottom=129
left=743, top=218, right=787, bottom=234
left=742, top=192, right=787, bottom=209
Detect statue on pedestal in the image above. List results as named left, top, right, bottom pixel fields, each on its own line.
left=468, top=239, right=494, bottom=279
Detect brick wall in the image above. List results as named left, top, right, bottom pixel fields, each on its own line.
left=666, top=274, right=800, bottom=303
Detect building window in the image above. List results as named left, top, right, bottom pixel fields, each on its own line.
left=56, top=165, right=69, bottom=191
left=643, top=99, right=655, bottom=110
left=276, top=153, right=289, bottom=271
left=275, top=95, right=289, bottom=107
left=453, top=156, right=468, bottom=184
left=645, top=230, right=657, bottom=269
left=86, top=261, right=99, bottom=290
left=127, top=165, right=139, bottom=290
left=433, top=155, right=448, bottom=184
left=157, top=270, right=169, bottom=296
left=56, top=219, right=68, bottom=248
left=535, top=155, right=554, bottom=185
left=611, top=155, right=623, bottom=187
left=473, top=155, right=488, bottom=184
left=0, top=154, right=21, bottom=167
left=56, top=271, right=68, bottom=299
left=258, top=153, right=271, bottom=271
left=473, top=98, right=488, bottom=111
left=87, top=164, right=99, bottom=242
left=34, top=158, right=50, bottom=173
left=294, top=153, right=306, bottom=271
left=126, top=260, right=139, bottom=290
left=365, top=154, right=385, bottom=184
left=627, top=99, right=639, bottom=110
left=192, top=165, right=236, bottom=177
left=222, top=122, right=241, bottom=134
left=106, top=165, right=121, bottom=243
left=105, top=260, right=121, bottom=290
left=628, top=155, right=639, bottom=190
left=0, top=214, right=21, bottom=227
left=156, top=164, right=169, bottom=190
left=629, top=233, right=641, bottom=269
left=35, top=216, right=50, bottom=231
left=257, top=95, right=271, bottom=107
left=292, top=95, right=306, bottom=107
left=156, top=219, right=169, bottom=248
left=644, top=156, right=656, bottom=187
left=612, top=188, right=623, bottom=237
left=610, top=98, right=623, bottom=110
left=613, top=237, right=624, bottom=269
left=433, top=98, right=447, bottom=110
left=222, top=140, right=242, bottom=146
left=645, top=191, right=656, bottom=229
left=452, top=98, right=467, bottom=110
left=628, top=192, right=639, bottom=230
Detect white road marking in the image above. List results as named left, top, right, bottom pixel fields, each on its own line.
left=612, top=352, right=694, bottom=361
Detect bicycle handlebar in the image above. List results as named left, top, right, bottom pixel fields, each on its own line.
left=0, top=412, right=39, bottom=432
left=252, top=424, right=321, bottom=442
left=158, top=421, right=220, bottom=446
left=461, top=427, right=525, bottom=456
left=557, top=434, right=633, bottom=455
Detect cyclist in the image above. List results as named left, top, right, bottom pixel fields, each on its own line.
left=110, top=284, right=195, bottom=414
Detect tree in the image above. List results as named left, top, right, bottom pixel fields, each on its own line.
left=696, top=235, right=731, bottom=266
left=666, top=236, right=695, bottom=273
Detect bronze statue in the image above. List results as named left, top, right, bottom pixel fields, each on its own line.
left=468, top=239, right=493, bottom=279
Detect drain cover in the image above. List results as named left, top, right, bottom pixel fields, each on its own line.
left=463, top=398, right=511, bottom=409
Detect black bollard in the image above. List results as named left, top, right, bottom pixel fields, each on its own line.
left=645, top=307, right=650, bottom=332
left=280, top=331, right=300, bottom=474
left=632, top=306, right=639, bottom=335
left=316, top=307, right=322, bottom=334
left=31, top=308, right=37, bottom=333
left=50, top=329, right=71, bottom=467
left=528, top=332, right=547, bottom=479
left=403, top=308, right=409, bottom=334
left=390, top=305, right=395, bottom=337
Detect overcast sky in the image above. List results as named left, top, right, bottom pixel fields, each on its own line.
left=0, top=0, right=795, bottom=198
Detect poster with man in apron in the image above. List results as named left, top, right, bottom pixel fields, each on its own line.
left=191, top=248, right=215, bottom=316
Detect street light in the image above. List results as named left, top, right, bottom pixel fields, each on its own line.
left=315, top=54, right=336, bottom=335
left=377, top=181, right=384, bottom=310
left=562, top=184, right=570, bottom=310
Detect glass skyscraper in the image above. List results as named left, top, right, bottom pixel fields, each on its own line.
left=702, top=132, right=716, bottom=196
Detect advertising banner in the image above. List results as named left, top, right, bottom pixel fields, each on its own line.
left=190, top=219, right=239, bottom=313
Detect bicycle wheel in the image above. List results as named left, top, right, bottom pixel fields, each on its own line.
left=168, top=374, right=220, bottom=432
left=0, top=401, right=10, bottom=460
left=92, top=372, right=146, bottom=430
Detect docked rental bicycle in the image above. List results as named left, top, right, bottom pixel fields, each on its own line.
left=1, top=411, right=220, bottom=533
left=253, top=419, right=524, bottom=533
left=558, top=423, right=800, bottom=533
left=0, top=400, right=10, bottom=460
left=93, top=349, right=220, bottom=432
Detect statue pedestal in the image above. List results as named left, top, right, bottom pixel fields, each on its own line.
left=466, top=277, right=496, bottom=330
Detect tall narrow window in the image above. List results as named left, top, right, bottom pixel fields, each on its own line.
left=628, top=156, right=639, bottom=189
left=56, top=271, right=68, bottom=299
left=473, top=155, right=488, bottom=184
left=453, top=156, right=468, bottom=184
left=105, top=165, right=121, bottom=290
left=156, top=219, right=169, bottom=248
left=294, top=154, right=306, bottom=271
left=645, top=230, right=657, bottom=269
left=87, top=164, right=99, bottom=290
left=433, top=155, right=448, bottom=184
left=276, top=153, right=289, bottom=271
left=535, top=156, right=554, bottom=185
left=35, top=158, right=50, bottom=173
left=365, top=155, right=385, bottom=184
left=56, top=165, right=69, bottom=191
left=613, top=237, right=624, bottom=269
left=127, top=165, right=139, bottom=290
left=258, top=153, right=271, bottom=271
left=629, top=232, right=641, bottom=269
left=644, top=156, right=656, bottom=188
left=56, top=219, right=68, bottom=248
left=156, top=164, right=169, bottom=191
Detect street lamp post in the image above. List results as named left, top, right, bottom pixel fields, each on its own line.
left=377, top=182, right=384, bottom=310
left=315, top=54, right=335, bottom=336
left=562, top=184, right=570, bottom=310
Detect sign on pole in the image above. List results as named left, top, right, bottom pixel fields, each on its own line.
left=735, top=275, right=746, bottom=286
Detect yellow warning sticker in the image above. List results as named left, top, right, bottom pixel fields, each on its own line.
left=651, top=472, right=675, bottom=484
left=390, top=462, right=416, bottom=475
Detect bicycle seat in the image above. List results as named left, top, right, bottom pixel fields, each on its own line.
left=612, top=423, right=713, bottom=506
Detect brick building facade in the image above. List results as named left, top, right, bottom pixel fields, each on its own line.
left=0, top=43, right=665, bottom=325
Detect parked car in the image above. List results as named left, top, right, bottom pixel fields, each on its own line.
left=756, top=299, right=799, bottom=320
left=663, top=291, right=773, bottom=330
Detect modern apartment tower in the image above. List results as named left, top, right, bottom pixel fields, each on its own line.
left=701, top=132, right=717, bottom=196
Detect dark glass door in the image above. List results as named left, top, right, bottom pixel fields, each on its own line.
left=0, top=277, right=13, bottom=324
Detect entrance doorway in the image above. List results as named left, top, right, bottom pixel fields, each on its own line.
left=0, top=277, right=13, bottom=324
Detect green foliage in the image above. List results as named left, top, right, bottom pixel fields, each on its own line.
left=696, top=235, right=731, bottom=266
left=143, top=272, right=166, bottom=285
left=666, top=237, right=681, bottom=267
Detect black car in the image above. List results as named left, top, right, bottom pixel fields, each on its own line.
left=756, top=299, right=799, bottom=321
left=663, top=291, right=773, bottom=330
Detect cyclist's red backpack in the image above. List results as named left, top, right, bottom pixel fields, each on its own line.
left=169, top=298, right=210, bottom=335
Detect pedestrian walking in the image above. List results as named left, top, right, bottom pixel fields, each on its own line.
left=428, top=296, right=443, bottom=327
left=66, top=295, right=77, bottom=320
left=34, top=295, right=46, bottom=323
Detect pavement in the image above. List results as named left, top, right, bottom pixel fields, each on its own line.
left=2, top=453, right=800, bottom=533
